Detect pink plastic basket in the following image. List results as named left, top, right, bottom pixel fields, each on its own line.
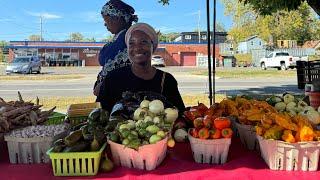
left=107, top=137, right=168, bottom=171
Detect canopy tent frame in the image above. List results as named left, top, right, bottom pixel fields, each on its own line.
left=206, top=0, right=216, bottom=105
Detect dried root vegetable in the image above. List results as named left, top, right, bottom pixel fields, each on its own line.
left=0, top=92, right=56, bottom=133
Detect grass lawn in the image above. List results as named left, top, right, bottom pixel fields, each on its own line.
left=191, top=68, right=297, bottom=78
left=7, top=94, right=227, bottom=113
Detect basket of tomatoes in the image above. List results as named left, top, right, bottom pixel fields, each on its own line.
left=184, top=103, right=233, bottom=164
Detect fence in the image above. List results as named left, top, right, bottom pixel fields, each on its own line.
left=196, top=56, right=216, bottom=68
left=251, top=48, right=316, bottom=66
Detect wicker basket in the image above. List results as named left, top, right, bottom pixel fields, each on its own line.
left=188, top=129, right=231, bottom=164
left=67, top=102, right=100, bottom=117
left=235, top=122, right=259, bottom=151
left=107, top=137, right=168, bottom=171
left=66, top=102, right=100, bottom=125
left=257, top=135, right=320, bottom=171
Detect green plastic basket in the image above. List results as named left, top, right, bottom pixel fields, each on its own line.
left=46, top=143, right=106, bottom=176
left=66, top=116, right=88, bottom=126
left=45, top=112, right=66, bottom=125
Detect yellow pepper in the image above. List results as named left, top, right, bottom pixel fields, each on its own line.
left=281, top=130, right=296, bottom=143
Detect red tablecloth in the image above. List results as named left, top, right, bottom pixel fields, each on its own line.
left=0, top=138, right=319, bottom=180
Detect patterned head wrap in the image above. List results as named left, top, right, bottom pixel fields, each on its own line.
left=125, top=23, right=158, bottom=52
left=101, top=0, right=138, bottom=23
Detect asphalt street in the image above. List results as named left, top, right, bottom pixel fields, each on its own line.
left=0, top=66, right=303, bottom=100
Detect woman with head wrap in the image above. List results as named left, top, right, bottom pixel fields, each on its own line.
left=94, top=0, right=138, bottom=99
left=99, top=23, right=185, bottom=114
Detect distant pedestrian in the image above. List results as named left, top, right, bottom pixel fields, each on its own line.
left=94, top=0, right=138, bottom=101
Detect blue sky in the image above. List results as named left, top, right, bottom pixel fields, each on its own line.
left=0, top=0, right=232, bottom=41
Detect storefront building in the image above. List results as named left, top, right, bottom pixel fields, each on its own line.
left=8, top=41, right=221, bottom=67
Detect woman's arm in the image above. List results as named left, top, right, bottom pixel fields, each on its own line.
left=163, top=73, right=186, bottom=114
left=98, top=76, right=117, bottom=112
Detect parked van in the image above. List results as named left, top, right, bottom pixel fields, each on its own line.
left=6, top=56, right=41, bottom=74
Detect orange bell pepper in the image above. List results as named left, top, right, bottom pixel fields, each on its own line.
left=214, top=117, right=231, bottom=130
left=221, top=128, right=233, bottom=138
left=209, top=128, right=221, bottom=139
left=193, top=117, right=204, bottom=129
left=203, top=115, right=212, bottom=128
left=190, top=128, right=199, bottom=138
left=198, top=128, right=210, bottom=139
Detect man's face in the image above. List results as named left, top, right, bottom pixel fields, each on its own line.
left=128, top=31, right=153, bottom=66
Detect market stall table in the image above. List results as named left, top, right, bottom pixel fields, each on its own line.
left=0, top=137, right=319, bottom=180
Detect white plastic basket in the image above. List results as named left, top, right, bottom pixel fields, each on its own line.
left=107, top=137, right=168, bottom=171
left=235, top=122, right=259, bottom=151
left=229, top=116, right=239, bottom=137
left=4, top=132, right=66, bottom=164
left=257, top=135, right=320, bottom=171
left=188, top=130, right=231, bottom=164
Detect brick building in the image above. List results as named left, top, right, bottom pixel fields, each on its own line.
left=8, top=41, right=220, bottom=66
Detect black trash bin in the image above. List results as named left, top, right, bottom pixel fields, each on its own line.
left=296, top=60, right=320, bottom=89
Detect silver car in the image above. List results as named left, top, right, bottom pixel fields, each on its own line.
left=151, top=55, right=165, bottom=67
left=6, top=56, right=41, bottom=74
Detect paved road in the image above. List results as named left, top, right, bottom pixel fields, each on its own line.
left=0, top=66, right=303, bottom=100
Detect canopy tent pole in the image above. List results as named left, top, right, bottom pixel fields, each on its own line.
left=212, top=0, right=216, bottom=104
left=206, top=0, right=213, bottom=106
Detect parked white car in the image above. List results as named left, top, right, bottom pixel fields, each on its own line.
left=260, top=52, right=295, bottom=70
left=151, top=55, right=165, bottom=67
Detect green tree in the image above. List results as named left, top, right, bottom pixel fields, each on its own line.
left=216, top=22, right=226, bottom=32
left=221, top=0, right=319, bottom=46
left=100, top=35, right=113, bottom=42
left=69, top=32, right=84, bottom=42
left=29, top=34, right=42, bottom=41
left=84, top=37, right=96, bottom=42
left=240, top=0, right=320, bottom=16
left=158, top=32, right=179, bottom=42
left=0, top=41, right=8, bottom=62
left=158, top=0, right=320, bottom=16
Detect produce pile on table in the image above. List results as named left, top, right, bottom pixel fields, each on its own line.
left=0, top=92, right=56, bottom=133
left=183, top=103, right=233, bottom=139
left=205, top=94, right=320, bottom=143
left=51, top=108, right=109, bottom=152
left=108, top=99, right=178, bottom=150
left=6, top=124, right=68, bottom=138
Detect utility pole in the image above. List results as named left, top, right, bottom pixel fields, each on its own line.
left=198, top=10, right=201, bottom=44
left=40, top=16, right=43, bottom=41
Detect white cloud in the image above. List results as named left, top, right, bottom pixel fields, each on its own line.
left=0, top=18, right=13, bottom=22
left=26, top=11, right=62, bottom=19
